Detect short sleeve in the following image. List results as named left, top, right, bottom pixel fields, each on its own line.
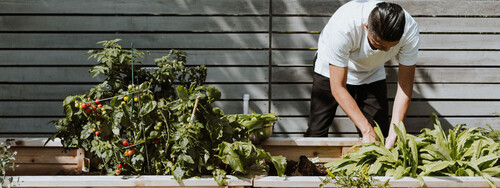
left=316, top=20, right=353, bottom=68
left=397, top=14, right=420, bottom=66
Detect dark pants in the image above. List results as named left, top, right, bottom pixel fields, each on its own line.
left=305, top=73, right=390, bottom=137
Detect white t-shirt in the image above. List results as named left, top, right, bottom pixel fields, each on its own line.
left=314, top=0, right=420, bottom=85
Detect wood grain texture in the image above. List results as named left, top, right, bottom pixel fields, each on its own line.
left=0, top=16, right=268, bottom=32
left=0, top=0, right=269, bottom=15
left=272, top=33, right=500, bottom=49
left=0, top=33, right=269, bottom=49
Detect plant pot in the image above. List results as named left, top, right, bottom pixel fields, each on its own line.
left=249, top=123, right=274, bottom=145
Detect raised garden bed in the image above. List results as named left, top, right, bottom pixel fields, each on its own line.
left=3, top=137, right=500, bottom=188
left=1, top=138, right=84, bottom=175
left=253, top=176, right=500, bottom=188
left=4, top=175, right=252, bottom=188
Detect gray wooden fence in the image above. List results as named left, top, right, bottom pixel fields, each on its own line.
left=1, top=0, right=499, bottom=137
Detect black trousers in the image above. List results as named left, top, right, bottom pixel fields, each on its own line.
left=305, top=73, right=390, bottom=137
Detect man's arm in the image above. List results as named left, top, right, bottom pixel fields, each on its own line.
left=329, top=65, right=377, bottom=143
left=385, top=64, right=415, bottom=148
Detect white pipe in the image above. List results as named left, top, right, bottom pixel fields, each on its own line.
left=243, top=94, right=250, bottom=114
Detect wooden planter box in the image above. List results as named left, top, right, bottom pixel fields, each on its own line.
left=260, top=137, right=361, bottom=163
left=3, top=175, right=252, bottom=188
left=253, top=176, right=500, bottom=188
left=1, top=138, right=84, bottom=175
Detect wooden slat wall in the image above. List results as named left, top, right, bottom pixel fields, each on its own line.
left=0, top=0, right=499, bottom=137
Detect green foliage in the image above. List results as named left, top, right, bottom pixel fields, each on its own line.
left=0, top=145, right=16, bottom=187
left=48, top=39, right=285, bottom=185
left=325, top=113, right=500, bottom=188
left=319, top=168, right=390, bottom=188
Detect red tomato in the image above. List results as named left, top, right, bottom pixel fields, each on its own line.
left=95, top=131, right=100, bottom=136
left=115, top=169, right=121, bottom=175
left=127, top=150, right=134, bottom=156
left=154, top=139, right=159, bottom=145
left=117, top=164, right=123, bottom=168
left=95, top=98, right=101, bottom=104
left=122, top=140, right=128, bottom=146
left=97, top=104, right=103, bottom=108
left=85, top=108, right=91, bottom=114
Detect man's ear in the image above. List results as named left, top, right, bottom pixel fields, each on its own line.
left=364, top=23, right=369, bottom=29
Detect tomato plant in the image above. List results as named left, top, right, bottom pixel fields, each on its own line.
left=48, top=39, right=286, bottom=185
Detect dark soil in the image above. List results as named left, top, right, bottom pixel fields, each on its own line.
left=268, top=155, right=328, bottom=176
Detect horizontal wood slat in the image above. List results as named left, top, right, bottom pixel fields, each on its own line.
left=2, top=116, right=498, bottom=135
left=272, top=0, right=500, bottom=16
left=0, top=50, right=269, bottom=66
left=0, top=34, right=269, bottom=49
left=272, top=67, right=500, bottom=83
left=272, top=83, right=500, bottom=100
left=272, top=17, right=500, bottom=33
left=0, top=0, right=269, bottom=15
left=0, top=84, right=268, bottom=100
left=0, top=16, right=268, bottom=32
left=274, top=117, right=500, bottom=134
left=272, top=50, right=500, bottom=66
left=271, top=101, right=500, bottom=116
left=0, top=101, right=269, bottom=117
left=272, top=34, right=500, bottom=49
left=0, top=67, right=269, bottom=83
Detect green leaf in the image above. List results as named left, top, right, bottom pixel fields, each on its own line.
left=421, top=161, right=452, bottom=176
left=394, top=166, right=405, bottom=179
left=271, top=155, right=287, bottom=177
left=140, top=101, right=157, bottom=116
left=177, top=86, right=189, bottom=101
left=173, top=166, right=185, bottom=182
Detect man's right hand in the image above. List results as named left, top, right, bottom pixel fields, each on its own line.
left=361, top=127, right=378, bottom=144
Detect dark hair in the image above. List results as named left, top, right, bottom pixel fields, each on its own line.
left=368, top=2, right=405, bottom=42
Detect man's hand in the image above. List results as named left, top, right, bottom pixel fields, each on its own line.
left=362, top=128, right=378, bottom=144
left=385, top=134, right=397, bottom=148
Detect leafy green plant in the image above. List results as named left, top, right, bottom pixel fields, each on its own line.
left=319, top=168, right=390, bottom=188
left=325, top=113, right=500, bottom=188
left=48, top=39, right=286, bottom=185
left=1, top=145, right=16, bottom=187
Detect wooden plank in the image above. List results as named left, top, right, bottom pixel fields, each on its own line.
left=8, top=147, right=80, bottom=164
left=261, top=137, right=360, bottom=146
left=0, top=67, right=268, bottom=83
left=253, top=176, right=500, bottom=188
left=0, top=84, right=94, bottom=100
left=391, top=0, right=500, bottom=16
left=0, top=84, right=268, bottom=100
left=272, top=33, right=500, bottom=50
left=0, top=33, right=269, bottom=49
left=272, top=67, right=500, bottom=83
left=0, top=16, right=268, bottom=32
left=272, top=17, right=329, bottom=32
left=0, top=50, right=269, bottom=66
left=273, top=17, right=500, bottom=33
left=0, top=101, right=269, bottom=117
left=271, top=101, right=500, bottom=116
left=6, top=164, right=81, bottom=176
left=272, top=0, right=500, bottom=16
left=272, top=0, right=343, bottom=15
left=4, top=175, right=252, bottom=187
left=416, top=17, right=500, bottom=33
left=0, top=0, right=269, bottom=15
left=397, top=51, right=500, bottom=66
left=272, top=50, right=500, bottom=66
left=271, top=84, right=500, bottom=100
left=260, top=145, right=343, bottom=163
left=0, top=137, right=63, bottom=147
left=273, top=117, right=500, bottom=134
left=0, top=118, right=57, bottom=133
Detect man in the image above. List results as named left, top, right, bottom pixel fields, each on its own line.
left=305, top=0, right=420, bottom=148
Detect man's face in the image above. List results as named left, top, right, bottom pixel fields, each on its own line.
left=365, top=24, right=399, bottom=52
